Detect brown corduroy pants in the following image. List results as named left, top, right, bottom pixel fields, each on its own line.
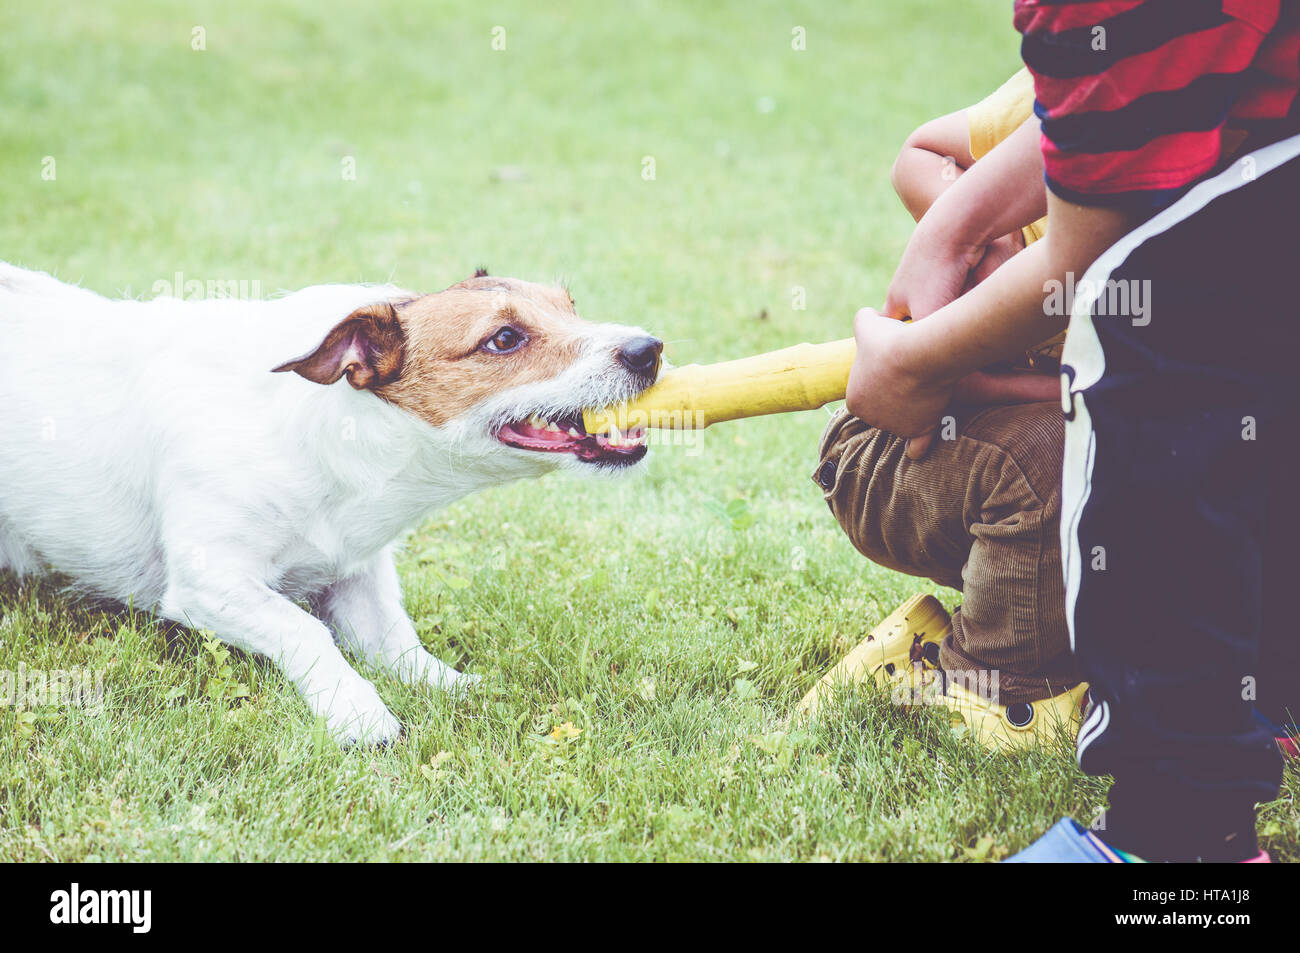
left=812, top=402, right=1080, bottom=703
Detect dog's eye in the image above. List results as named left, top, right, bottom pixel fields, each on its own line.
left=482, top=326, right=526, bottom=354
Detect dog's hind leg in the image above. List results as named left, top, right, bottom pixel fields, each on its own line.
left=159, top=563, right=400, bottom=746
left=315, top=548, right=479, bottom=696
left=0, top=520, right=42, bottom=577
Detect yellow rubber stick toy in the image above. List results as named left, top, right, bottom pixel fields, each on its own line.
left=583, top=337, right=857, bottom=435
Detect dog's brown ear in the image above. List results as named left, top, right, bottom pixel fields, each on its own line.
left=272, top=302, right=405, bottom=390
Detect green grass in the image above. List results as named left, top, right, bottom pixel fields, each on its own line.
left=1, top=0, right=1295, bottom=862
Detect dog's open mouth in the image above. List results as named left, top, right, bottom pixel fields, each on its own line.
left=496, top=411, right=648, bottom=466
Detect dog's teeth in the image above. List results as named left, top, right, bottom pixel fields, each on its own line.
left=568, top=427, right=581, bottom=437
left=610, top=424, right=621, bottom=444
left=544, top=420, right=560, bottom=431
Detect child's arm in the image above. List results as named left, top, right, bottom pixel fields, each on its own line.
left=846, top=191, right=1138, bottom=458
left=889, top=110, right=974, bottom=221
left=884, top=116, right=1047, bottom=321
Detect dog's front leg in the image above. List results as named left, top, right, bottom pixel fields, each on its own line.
left=159, top=572, right=400, bottom=746
left=316, top=548, right=479, bottom=696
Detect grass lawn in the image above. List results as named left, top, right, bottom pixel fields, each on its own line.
left=1, top=0, right=1295, bottom=862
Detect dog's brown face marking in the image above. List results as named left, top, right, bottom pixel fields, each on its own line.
left=275, top=272, right=593, bottom=429
left=379, top=274, right=590, bottom=427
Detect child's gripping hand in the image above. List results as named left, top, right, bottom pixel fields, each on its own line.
left=846, top=304, right=1061, bottom=462
left=846, top=307, right=954, bottom=460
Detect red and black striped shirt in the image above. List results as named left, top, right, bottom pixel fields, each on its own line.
left=1014, top=0, right=1300, bottom=208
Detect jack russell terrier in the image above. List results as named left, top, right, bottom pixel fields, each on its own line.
left=0, top=263, right=661, bottom=744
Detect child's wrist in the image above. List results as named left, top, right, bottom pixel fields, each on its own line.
left=895, top=314, right=967, bottom=389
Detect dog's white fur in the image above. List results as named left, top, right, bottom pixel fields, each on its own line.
left=0, top=262, right=651, bottom=744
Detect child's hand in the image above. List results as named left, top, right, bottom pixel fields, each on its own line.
left=882, top=202, right=988, bottom=321
left=846, top=308, right=1060, bottom=461
left=846, top=307, right=955, bottom=460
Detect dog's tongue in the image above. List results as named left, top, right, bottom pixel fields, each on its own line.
left=497, top=416, right=648, bottom=460
left=499, top=419, right=584, bottom=451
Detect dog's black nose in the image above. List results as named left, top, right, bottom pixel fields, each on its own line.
left=617, top=336, right=663, bottom=377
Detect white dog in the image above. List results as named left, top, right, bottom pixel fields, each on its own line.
left=0, top=263, right=661, bottom=744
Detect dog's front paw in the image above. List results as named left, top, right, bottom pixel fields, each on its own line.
left=442, top=669, right=481, bottom=701
left=316, top=680, right=401, bottom=748
left=390, top=649, right=481, bottom=699
left=424, top=660, right=481, bottom=700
